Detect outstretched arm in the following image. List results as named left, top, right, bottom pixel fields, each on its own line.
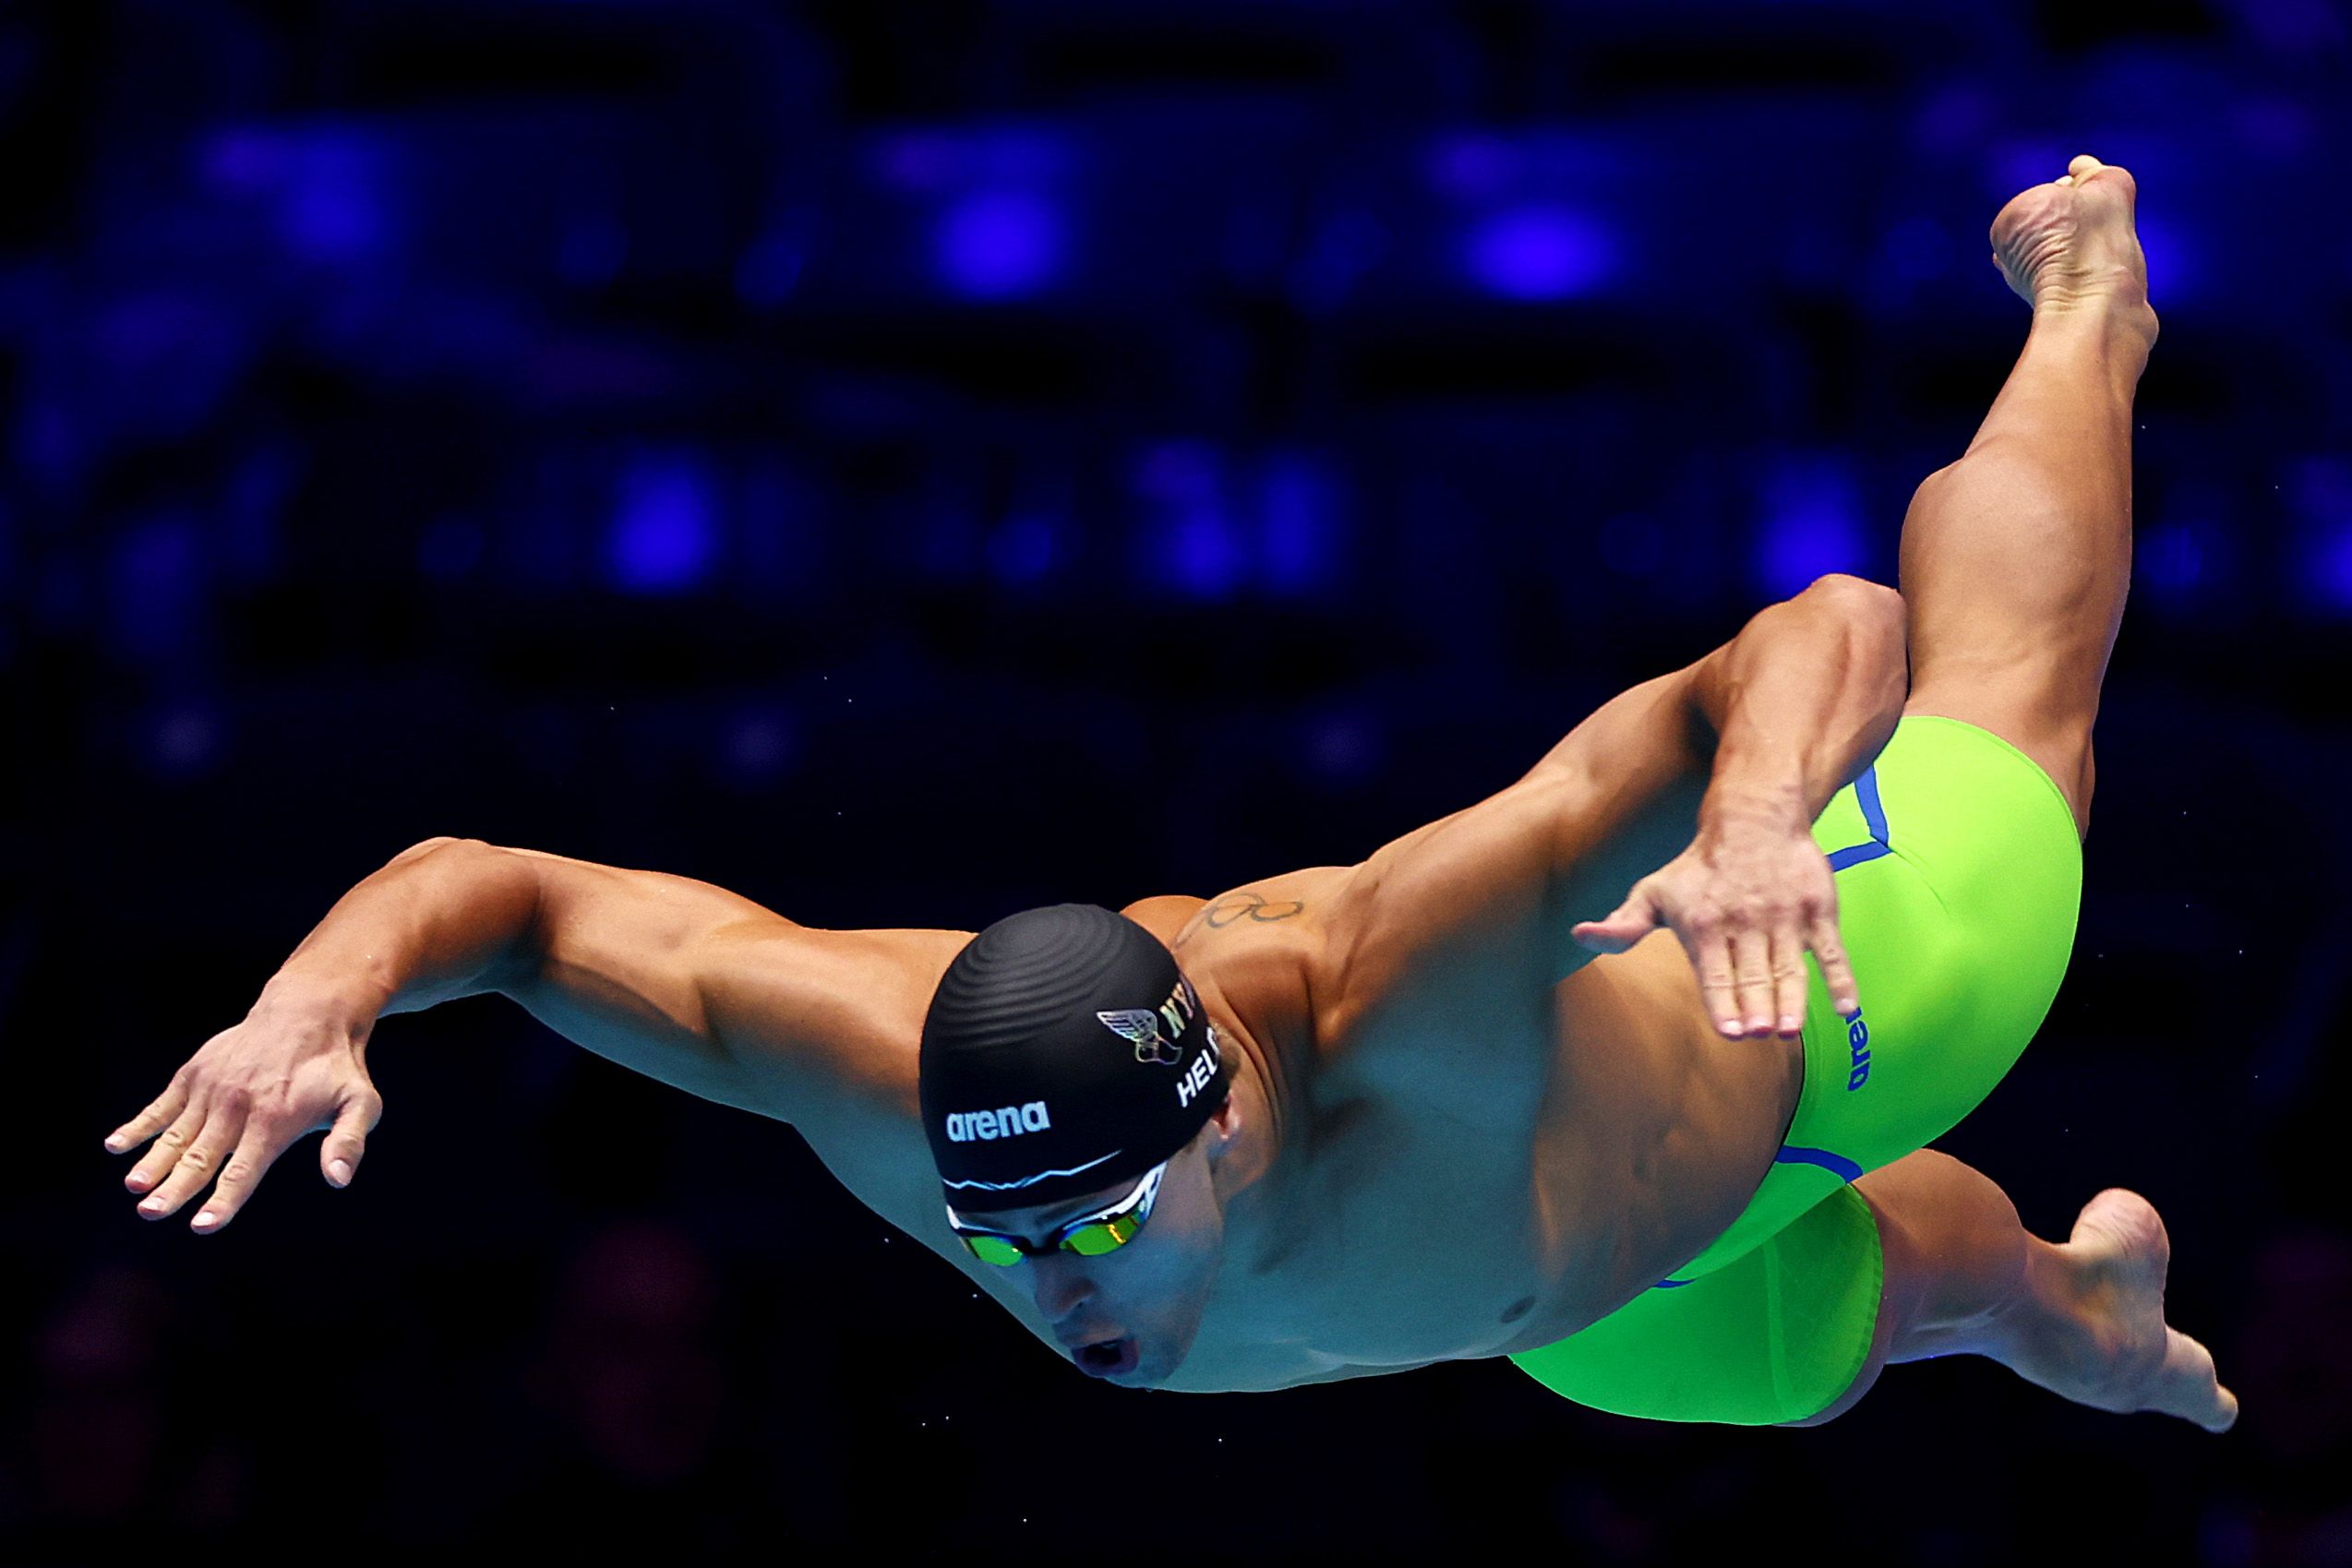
left=105, top=837, right=966, bottom=1232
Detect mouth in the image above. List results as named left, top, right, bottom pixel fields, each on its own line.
left=1074, top=1335, right=1139, bottom=1378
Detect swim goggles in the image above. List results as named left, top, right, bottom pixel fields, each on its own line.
left=944, top=1159, right=1166, bottom=1265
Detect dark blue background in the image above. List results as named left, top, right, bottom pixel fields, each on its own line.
left=8, top=0, right=2350, bottom=1561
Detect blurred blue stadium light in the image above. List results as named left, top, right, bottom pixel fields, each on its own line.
left=880, top=126, right=1075, bottom=301
left=606, top=449, right=719, bottom=594
left=1461, top=203, right=1618, bottom=301
left=205, top=123, right=402, bottom=266
left=108, top=516, right=204, bottom=664
left=1254, top=449, right=1341, bottom=596
left=1134, top=439, right=1244, bottom=600
left=937, top=188, right=1068, bottom=300
left=987, top=514, right=1060, bottom=588
left=2138, top=521, right=2207, bottom=604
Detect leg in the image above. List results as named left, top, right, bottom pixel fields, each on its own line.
left=1896, top=154, right=2160, bottom=844
left=1779, top=1149, right=2238, bottom=1431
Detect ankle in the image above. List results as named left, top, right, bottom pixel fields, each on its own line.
left=1979, top=1235, right=2111, bottom=1370
left=2028, top=289, right=2159, bottom=355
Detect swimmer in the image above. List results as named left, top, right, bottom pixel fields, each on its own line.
left=106, top=156, right=2235, bottom=1432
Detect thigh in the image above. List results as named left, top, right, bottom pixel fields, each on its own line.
left=1776, top=1183, right=1921, bottom=1428
left=1902, top=688, right=2091, bottom=844
left=1792, top=715, right=2084, bottom=1175
left=1507, top=1185, right=1885, bottom=1426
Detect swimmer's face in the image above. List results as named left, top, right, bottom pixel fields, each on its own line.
left=961, top=1107, right=1235, bottom=1389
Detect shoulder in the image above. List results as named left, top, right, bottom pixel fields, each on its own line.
left=1314, top=772, right=1587, bottom=1030
left=1118, top=893, right=1211, bottom=941
left=1321, top=664, right=1717, bottom=1009
left=713, top=924, right=988, bottom=1262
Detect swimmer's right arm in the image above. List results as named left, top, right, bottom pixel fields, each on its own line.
left=107, top=836, right=964, bottom=1233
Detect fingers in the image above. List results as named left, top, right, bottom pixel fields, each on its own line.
left=1710, top=921, right=1818, bottom=1039
left=124, top=1095, right=207, bottom=1198
left=190, top=1119, right=295, bottom=1233
left=1693, top=924, right=1740, bottom=1037
left=1770, top=945, right=1808, bottom=1040
left=1571, top=920, right=1631, bottom=954
left=133, top=1095, right=248, bottom=1225
left=1810, top=914, right=1861, bottom=1019
left=105, top=1074, right=193, bottom=1158
left=321, top=1088, right=383, bottom=1190
left=1572, top=890, right=1658, bottom=955
left=1728, top=927, right=1779, bottom=1038
left=1580, top=907, right=1655, bottom=959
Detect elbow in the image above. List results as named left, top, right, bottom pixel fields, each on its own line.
left=390, top=835, right=478, bottom=866
left=1795, top=574, right=1910, bottom=711
left=1804, top=572, right=1905, bottom=622
left=1808, top=574, right=1909, bottom=673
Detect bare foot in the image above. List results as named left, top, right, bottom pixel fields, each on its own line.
left=2003, top=1187, right=2238, bottom=1432
left=1988, top=154, right=2160, bottom=343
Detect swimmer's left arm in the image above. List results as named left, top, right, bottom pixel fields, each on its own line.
left=1319, top=575, right=1902, bottom=1104
left=1686, top=573, right=1909, bottom=834
left=1571, top=573, right=1909, bottom=1036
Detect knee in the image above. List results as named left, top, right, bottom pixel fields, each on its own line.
left=1902, top=461, right=1965, bottom=515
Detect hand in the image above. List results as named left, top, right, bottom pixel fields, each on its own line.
left=102, top=984, right=385, bottom=1233
left=1571, top=821, right=1860, bottom=1040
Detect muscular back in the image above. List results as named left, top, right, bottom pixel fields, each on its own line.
left=497, top=645, right=1719, bottom=1163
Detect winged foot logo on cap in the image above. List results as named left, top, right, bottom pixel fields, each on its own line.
left=1097, top=975, right=1198, bottom=1065
left=1096, top=1008, right=1179, bottom=1064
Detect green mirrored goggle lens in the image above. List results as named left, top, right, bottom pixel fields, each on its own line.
left=963, top=1233, right=1024, bottom=1265
left=960, top=1210, right=1142, bottom=1266
left=1063, top=1210, right=1143, bottom=1256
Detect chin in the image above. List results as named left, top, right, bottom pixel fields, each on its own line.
left=1136, top=1335, right=1195, bottom=1389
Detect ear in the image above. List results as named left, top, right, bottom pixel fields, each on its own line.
left=1199, top=1090, right=1242, bottom=1161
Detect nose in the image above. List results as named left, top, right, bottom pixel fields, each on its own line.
left=1027, top=1255, right=1098, bottom=1321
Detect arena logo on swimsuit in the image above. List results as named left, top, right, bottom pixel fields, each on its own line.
left=1847, top=1006, right=1871, bottom=1092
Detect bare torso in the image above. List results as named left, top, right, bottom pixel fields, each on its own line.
left=798, top=864, right=1806, bottom=1394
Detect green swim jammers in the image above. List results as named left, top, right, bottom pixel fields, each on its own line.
left=1507, top=713, right=2084, bottom=1425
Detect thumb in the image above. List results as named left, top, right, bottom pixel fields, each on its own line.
left=1574, top=888, right=1659, bottom=953
left=321, top=1087, right=382, bottom=1189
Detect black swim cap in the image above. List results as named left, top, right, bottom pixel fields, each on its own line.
left=920, top=904, right=1231, bottom=1216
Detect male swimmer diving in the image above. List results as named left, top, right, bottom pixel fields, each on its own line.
left=107, top=157, right=2236, bottom=1432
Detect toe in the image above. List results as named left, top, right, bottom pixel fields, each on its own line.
left=2214, top=1384, right=2240, bottom=1433
left=2154, top=1325, right=2237, bottom=1430
left=2070, top=156, right=2139, bottom=207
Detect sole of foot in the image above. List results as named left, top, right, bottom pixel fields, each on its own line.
left=2067, top=1187, right=2238, bottom=1434
left=1988, top=154, right=2159, bottom=343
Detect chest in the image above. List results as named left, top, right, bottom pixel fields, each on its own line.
left=1166, top=1083, right=1573, bottom=1389
left=1175, top=948, right=1804, bottom=1388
